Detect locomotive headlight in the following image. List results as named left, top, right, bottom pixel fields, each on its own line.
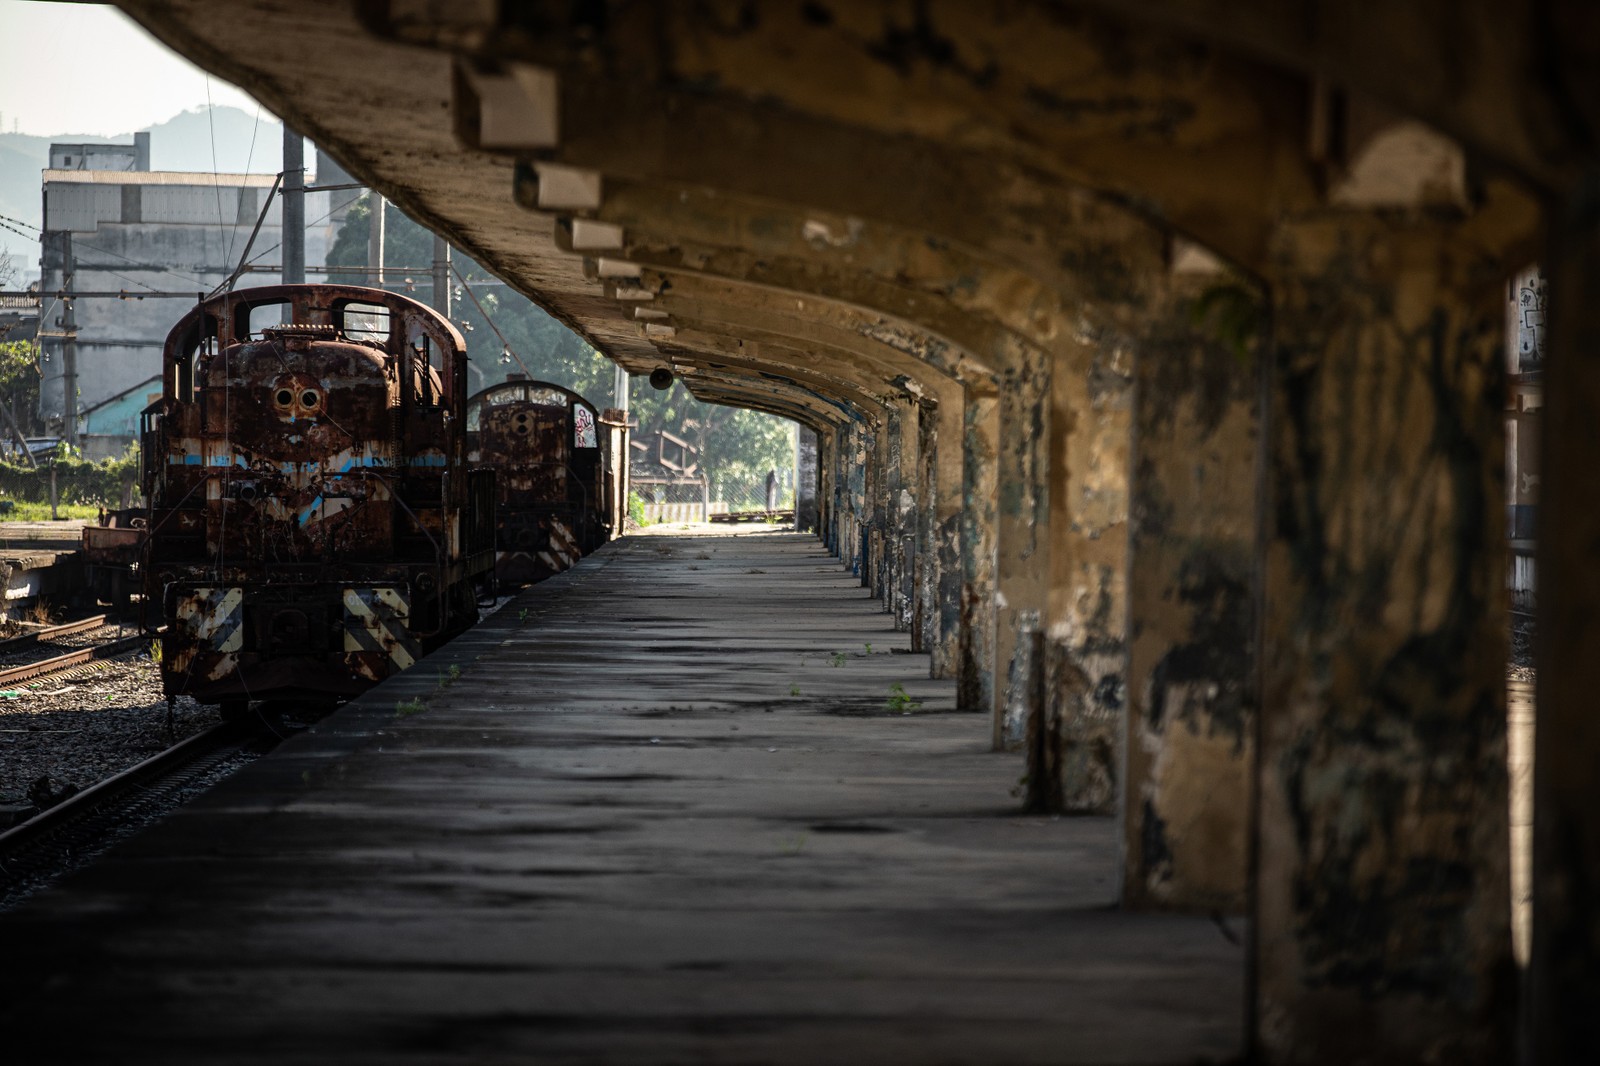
left=275, top=388, right=294, bottom=406
left=415, top=571, right=437, bottom=593
left=301, top=389, right=320, bottom=408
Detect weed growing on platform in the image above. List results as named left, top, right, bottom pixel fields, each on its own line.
left=518, top=608, right=530, bottom=624
left=829, top=651, right=847, bottom=667
left=790, top=684, right=801, bottom=697
left=864, top=642, right=873, bottom=654
left=886, top=682, right=921, bottom=714
left=395, top=697, right=427, bottom=717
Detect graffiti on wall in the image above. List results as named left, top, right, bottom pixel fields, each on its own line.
left=1517, top=269, right=1546, bottom=370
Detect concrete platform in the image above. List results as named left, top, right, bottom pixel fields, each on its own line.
left=0, top=519, right=87, bottom=610
left=0, top=531, right=1244, bottom=1064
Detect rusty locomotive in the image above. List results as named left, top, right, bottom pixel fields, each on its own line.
left=141, top=284, right=495, bottom=714
left=464, top=375, right=625, bottom=586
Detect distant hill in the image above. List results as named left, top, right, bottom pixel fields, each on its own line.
left=0, top=105, right=286, bottom=282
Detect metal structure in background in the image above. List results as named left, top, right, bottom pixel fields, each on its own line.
left=629, top=429, right=708, bottom=524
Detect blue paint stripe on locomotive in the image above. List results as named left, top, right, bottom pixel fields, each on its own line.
left=164, top=450, right=435, bottom=472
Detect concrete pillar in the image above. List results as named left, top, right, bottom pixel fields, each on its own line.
left=839, top=423, right=855, bottom=566
left=1255, top=220, right=1513, bottom=1062
left=821, top=427, right=839, bottom=555
left=1123, top=294, right=1260, bottom=911
left=870, top=410, right=893, bottom=599
left=795, top=425, right=820, bottom=534
left=851, top=422, right=871, bottom=582
left=839, top=420, right=869, bottom=579
left=924, top=397, right=964, bottom=678
left=1034, top=338, right=1132, bottom=812
left=1529, top=168, right=1600, bottom=1066
left=888, top=402, right=918, bottom=632
left=994, top=343, right=1054, bottom=752
left=959, top=388, right=1000, bottom=715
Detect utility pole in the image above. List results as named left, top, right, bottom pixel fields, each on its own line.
left=431, top=233, right=450, bottom=318
left=366, top=192, right=385, bottom=289
left=281, top=125, right=305, bottom=286
left=60, top=233, right=77, bottom=452
left=614, top=363, right=629, bottom=419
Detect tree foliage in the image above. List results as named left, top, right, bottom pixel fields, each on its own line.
left=0, top=339, right=42, bottom=444
left=328, top=196, right=797, bottom=480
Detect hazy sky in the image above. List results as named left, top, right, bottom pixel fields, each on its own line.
left=0, top=1, right=264, bottom=137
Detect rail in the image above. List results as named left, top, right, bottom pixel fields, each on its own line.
left=0, top=614, right=112, bottom=656
left=0, top=721, right=266, bottom=903
left=0, top=634, right=147, bottom=689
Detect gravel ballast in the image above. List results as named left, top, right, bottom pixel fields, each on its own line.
left=0, top=653, right=211, bottom=823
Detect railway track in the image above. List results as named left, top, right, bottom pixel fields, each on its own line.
left=0, top=633, right=149, bottom=690
left=0, top=614, right=116, bottom=655
left=0, top=720, right=276, bottom=907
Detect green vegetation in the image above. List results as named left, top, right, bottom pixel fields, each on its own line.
left=395, top=697, right=427, bottom=717
left=0, top=340, right=41, bottom=440
left=1189, top=279, right=1263, bottom=362
left=829, top=651, right=847, bottom=668
left=2, top=501, right=99, bottom=521
left=886, top=682, right=921, bottom=714
left=0, top=442, right=140, bottom=509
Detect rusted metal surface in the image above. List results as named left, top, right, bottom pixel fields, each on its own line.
left=465, top=376, right=620, bottom=586
left=143, top=284, right=494, bottom=705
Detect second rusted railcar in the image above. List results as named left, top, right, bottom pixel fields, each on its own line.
left=465, top=376, right=622, bottom=585
left=141, top=284, right=496, bottom=714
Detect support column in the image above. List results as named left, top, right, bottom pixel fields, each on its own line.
left=822, top=426, right=840, bottom=556
left=994, top=343, right=1054, bottom=752
left=913, top=401, right=936, bottom=654
left=1530, top=168, right=1600, bottom=1066
left=959, top=388, right=999, bottom=714
left=795, top=425, right=820, bottom=534
left=889, top=402, right=918, bottom=632
left=1123, top=290, right=1259, bottom=911
left=1034, top=338, right=1132, bottom=812
left=851, top=421, right=871, bottom=582
left=871, top=407, right=895, bottom=601
left=1255, top=220, right=1513, bottom=1062
left=911, top=389, right=964, bottom=676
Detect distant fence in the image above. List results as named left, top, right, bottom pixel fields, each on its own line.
left=631, top=467, right=796, bottom=526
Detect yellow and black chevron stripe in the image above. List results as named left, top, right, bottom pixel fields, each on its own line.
left=538, top=518, right=581, bottom=574
left=342, top=587, right=420, bottom=672
left=182, top=587, right=244, bottom=653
